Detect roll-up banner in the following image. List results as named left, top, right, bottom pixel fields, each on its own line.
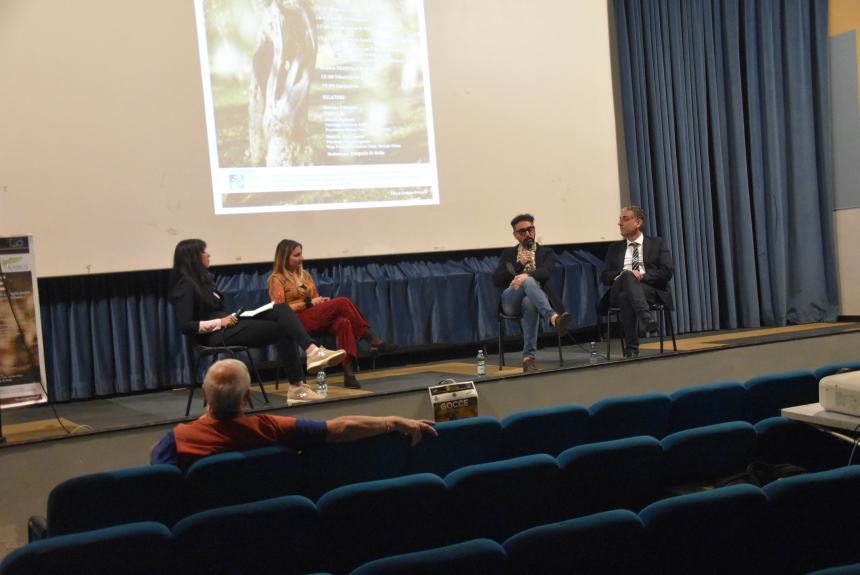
left=0, top=236, right=48, bottom=408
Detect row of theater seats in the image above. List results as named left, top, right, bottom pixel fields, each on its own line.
left=15, top=416, right=854, bottom=573
left=6, top=464, right=860, bottom=574
left=351, top=464, right=860, bottom=575
left=27, top=362, right=858, bottom=541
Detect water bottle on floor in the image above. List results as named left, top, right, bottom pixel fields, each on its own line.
left=476, top=349, right=486, bottom=378
left=589, top=342, right=598, bottom=365
left=316, top=370, right=328, bottom=397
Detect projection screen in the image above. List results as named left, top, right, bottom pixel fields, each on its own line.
left=195, top=0, right=440, bottom=214
left=0, top=0, right=622, bottom=277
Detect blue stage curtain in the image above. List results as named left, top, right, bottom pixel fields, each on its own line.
left=39, top=271, right=185, bottom=402
left=613, top=0, right=838, bottom=332
left=39, top=251, right=604, bottom=401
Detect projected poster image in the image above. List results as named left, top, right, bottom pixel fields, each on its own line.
left=194, top=0, right=439, bottom=214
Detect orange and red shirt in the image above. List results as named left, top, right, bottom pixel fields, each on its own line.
left=151, top=414, right=327, bottom=471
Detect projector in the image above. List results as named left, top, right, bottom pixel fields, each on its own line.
left=820, top=371, right=860, bottom=417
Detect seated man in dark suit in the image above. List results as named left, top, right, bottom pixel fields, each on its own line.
left=493, top=214, right=571, bottom=372
left=599, top=206, right=673, bottom=358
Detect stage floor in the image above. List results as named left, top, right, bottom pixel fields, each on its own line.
left=3, top=321, right=859, bottom=446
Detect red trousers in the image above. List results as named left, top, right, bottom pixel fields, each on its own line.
left=296, top=297, right=369, bottom=360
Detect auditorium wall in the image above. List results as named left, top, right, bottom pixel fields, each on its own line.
left=1, top=0, right=854, bottom=316
left=0, top=0, right=622, bottom=278
left=830, top=0, right=860, bottom=316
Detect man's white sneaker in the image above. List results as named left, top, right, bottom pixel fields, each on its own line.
left=306, top=346, right=347, bottom=374
left=287, top=384, right=325, bottom=401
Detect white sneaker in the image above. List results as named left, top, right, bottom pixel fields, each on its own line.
left=287, top=384, right=325, bottom=401
left=306, top=346, right=347, bottom=374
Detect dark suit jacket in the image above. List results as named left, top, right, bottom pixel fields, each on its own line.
left=170, top=277, right=227, bottom=335
left=170, top=276, right=255, bottom=343
left=493, top=244, right=564, bottom=313
left=598, top=235, right=674, bottom=311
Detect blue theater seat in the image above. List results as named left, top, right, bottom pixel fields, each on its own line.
left=587, top=393, right=671, bottom=442
left=764, top=466, right=860, bottom=574
left=661, top=421, right=757, bottom=487
left=814, top=360, right=860, bottom=381
left=444, top=454, right=562, bottom=543
left=754, top=416, right=852, bottom=472
left=181, top=445, right=302, bottom=515
left=809, top=564, right=860, bottom=575
left=640, top=484, right=769, bottom=575
left=742, top=370, right=817, bottom=423
left=557, top=435, right=665, bottom=516
left=668, top=381, right=745, bottom=433
left=316, top=473, right=449, bottom=573
left=172, top=495, right=320, bottom=575
left=504, top=509, right=646, bottom=575
left=500, top=404, right=589, bottom=457
left=0, top=522, right=172, bottom=575
left=348, top=539, right=508, bottom=575
left=407, top=416, right=507, bottom=477
left=302, top=432, right=412, bottom=499
left=36, top=464, right=182, bottom=539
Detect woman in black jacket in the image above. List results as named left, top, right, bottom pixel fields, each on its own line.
left=169, top=239, right=345, bottom=401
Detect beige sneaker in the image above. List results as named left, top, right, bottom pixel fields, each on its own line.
left=287, top=384, right=324, bottom=401
left=306, top=346, right=347, bottom=374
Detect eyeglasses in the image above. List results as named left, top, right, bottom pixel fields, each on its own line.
left=514, top=226, right=536, bottom=235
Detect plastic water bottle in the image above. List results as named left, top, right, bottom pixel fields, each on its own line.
left=589, top=342, right=598, bottom=365
left=476, top=349, right=486, bottom=378
left=316, top=370, right=328, bottom=397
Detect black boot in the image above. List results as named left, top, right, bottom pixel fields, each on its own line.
left=343, top=360, right=361, bottom=389
left=365, top=329, right=399, bottom=354
left=344, top=373, right=361, bottom=389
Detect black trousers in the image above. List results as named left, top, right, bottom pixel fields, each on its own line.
left=203, top=303, right=312, bottom=384
left=610, top=271, right=658, bottom=354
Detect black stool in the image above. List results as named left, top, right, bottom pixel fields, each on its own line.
left=600, top=303, right=677, bottom=360
left=183, top=337, right=270, bottom=416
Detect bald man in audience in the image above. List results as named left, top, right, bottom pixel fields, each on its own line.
left=151, top=359, right=437, bottom=470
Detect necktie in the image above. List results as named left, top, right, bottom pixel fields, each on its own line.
left=630, top=243, right=640, bottom=271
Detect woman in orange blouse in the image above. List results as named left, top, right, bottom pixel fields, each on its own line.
left=268, top=239, right=394, bottom=389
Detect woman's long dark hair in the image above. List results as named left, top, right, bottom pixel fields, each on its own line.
left=168, top=239, right=215, bottom=301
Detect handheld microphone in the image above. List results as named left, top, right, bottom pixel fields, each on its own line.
left=523, top=237, right=534, bottom=249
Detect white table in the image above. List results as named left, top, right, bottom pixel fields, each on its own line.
left=781, top=403, right=860, bottom=443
